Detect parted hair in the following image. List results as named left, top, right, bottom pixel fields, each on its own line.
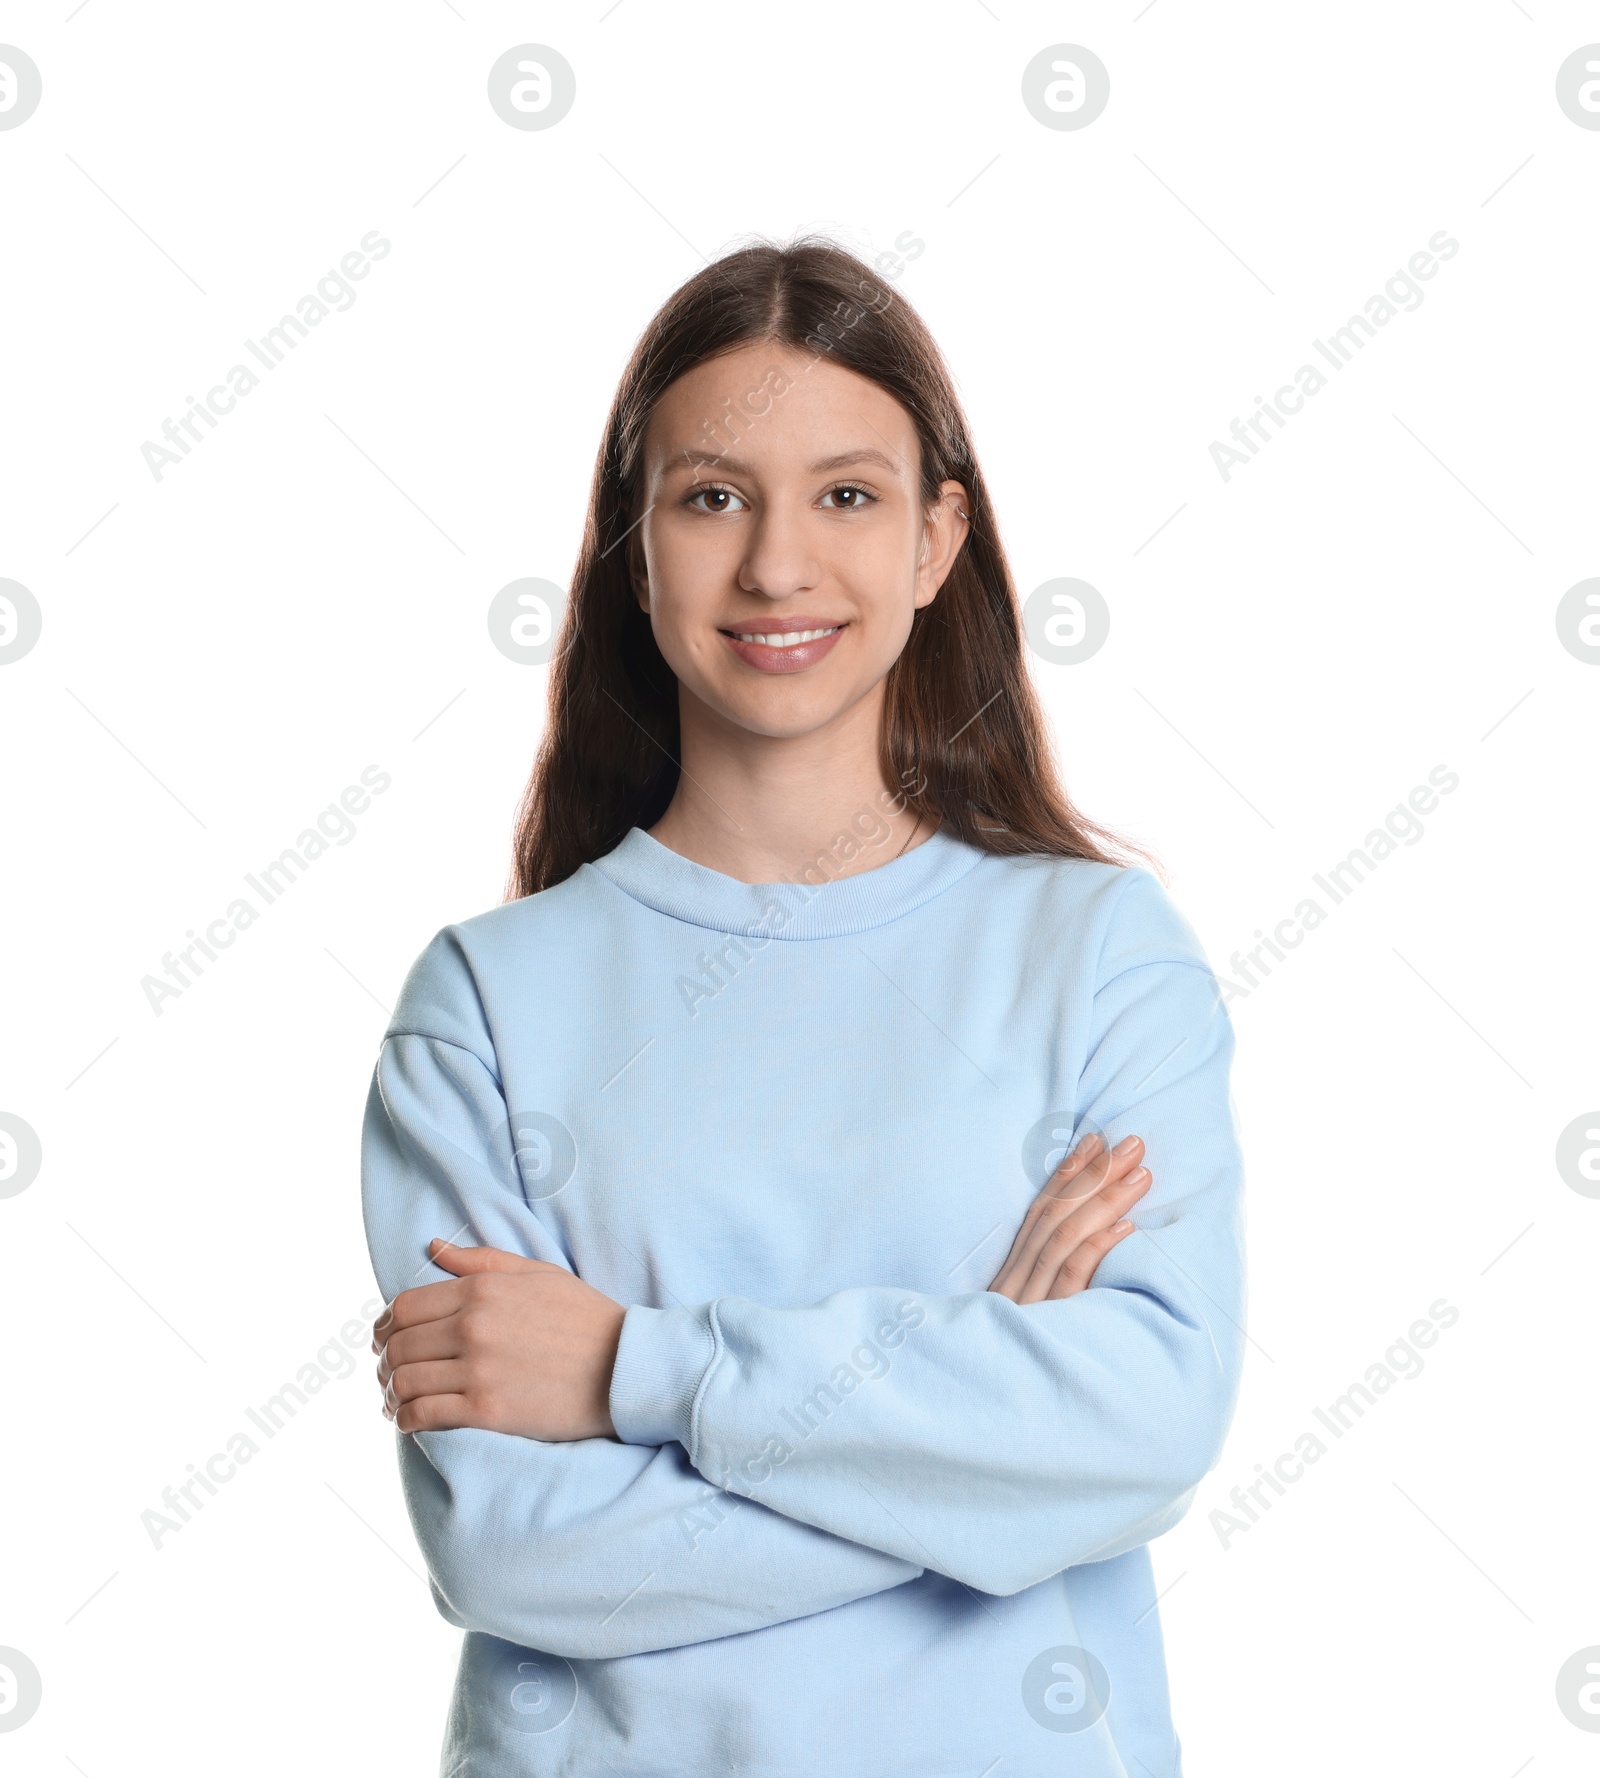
left=508, top=234, right=1154, bottom=898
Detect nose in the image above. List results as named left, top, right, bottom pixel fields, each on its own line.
left=737, top=502, right=823, bottom=603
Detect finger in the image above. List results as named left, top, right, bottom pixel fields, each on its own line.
left=1018, top=1169, right=1148, bottom=1303
left=1016, top=1136, right=1143, bottom=1258
left=1045, top=1215, right=1137, bottom=1299
left=376, top=1318, right=464, bottom=1385
left=1022, top=1162, right=1148, bottom=1288
left=373, top=1277, right=470, bottom=1347
left=370, top=1249, right=557, bottom=1350
left=1015, top=1167, right=1150, bottom=1303
left=991, top=1141, right=1145, bottom=1295
left=384, top=1359, right=471, bottom=1415
left=1024, top=1129, right=1110, bottom=1216
left=1043, top=1219, right=1137, bottom=1301
left=393, top=1392, right=476, bottom=1434
left=989, top=1132, right=1111, bottom=1282
left=428, top=1239, right=546, bottom=1276
left=1038, top=1133, right=1141, bottom=1206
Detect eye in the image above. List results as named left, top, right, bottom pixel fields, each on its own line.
left=821, top=483, right=878, bottom=511
left=684, top=484, right=747, bottom=514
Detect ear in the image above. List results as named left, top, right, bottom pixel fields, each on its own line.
left=913, top=481, right=971, bottom=610
left=627, top=529, right=650, bottom=613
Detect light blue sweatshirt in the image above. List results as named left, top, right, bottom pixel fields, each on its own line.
left=360, top=823, right=1246, bottom=1777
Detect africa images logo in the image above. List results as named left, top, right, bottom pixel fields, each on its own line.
left=139, top=231, right=392, bottom=481
left=1209, top=230, right=1460, bottom=482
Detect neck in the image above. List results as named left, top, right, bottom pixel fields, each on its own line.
left=645, top=685, right=934, bottom=884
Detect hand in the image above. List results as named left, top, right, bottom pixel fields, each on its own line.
left=371, top=1238, right=627, bottom=1441
left=988, top=1132, right=1151, bottom=1304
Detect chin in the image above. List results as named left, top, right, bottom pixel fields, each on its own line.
left=724, top=698, right=848, bottom=740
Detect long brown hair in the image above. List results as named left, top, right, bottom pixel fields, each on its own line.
left=508, top=234, right=1156, bottom=898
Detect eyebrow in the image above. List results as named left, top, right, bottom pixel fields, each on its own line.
left=670, top=446, right=905, bottom=477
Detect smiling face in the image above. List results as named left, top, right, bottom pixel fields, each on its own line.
left=629, top=342, right=969, bottom=743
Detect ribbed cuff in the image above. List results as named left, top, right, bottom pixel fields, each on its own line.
left=608, top=1302, right=717, bottom=1447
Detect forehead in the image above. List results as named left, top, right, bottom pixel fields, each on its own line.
left=643, top=342, right=919, bottom=478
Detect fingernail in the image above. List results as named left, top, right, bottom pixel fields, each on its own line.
left=1112, top=1218, right=1134, bottom=1234
left=1124, top=1166, right=1149, bottom=1187
left=1079, top=1132, right=1105, bottom=1155
left=1113, top=1135, right=1141, bottom=1156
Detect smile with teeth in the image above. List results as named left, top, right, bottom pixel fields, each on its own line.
left=726, top=626, right=841, bottom=648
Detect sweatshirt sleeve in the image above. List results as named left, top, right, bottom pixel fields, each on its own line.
left=606, top=867, right=1248, bottom=1597
left=360, top=938, right=923, bottom=1662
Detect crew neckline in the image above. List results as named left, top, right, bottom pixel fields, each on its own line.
left=588, top=823, right=988, bottom=940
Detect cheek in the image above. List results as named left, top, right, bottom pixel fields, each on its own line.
left=833, top=544, right=917, bottom=656
left=848, top=604, right=915, bottom=680
left=642, top=552, right=734, bottom=691
left=644, top=533, right=722, bottom=634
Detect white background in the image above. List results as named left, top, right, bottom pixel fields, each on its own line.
left=2, top=3, right=1597, bottom=1773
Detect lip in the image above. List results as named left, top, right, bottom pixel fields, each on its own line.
left=718, top=617, right=848, bottom=675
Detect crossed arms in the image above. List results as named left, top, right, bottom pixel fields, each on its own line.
left=359, top=902, right=1246, bottom=1661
